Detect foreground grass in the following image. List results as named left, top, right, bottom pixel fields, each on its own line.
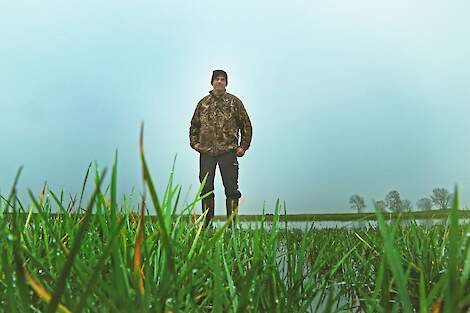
left=1, top=192, right=470, bottom=312
left=1, top=126, right=469, bottom=312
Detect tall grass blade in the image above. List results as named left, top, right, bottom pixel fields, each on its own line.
left=419, top=270, right=427, bottom=313
left=110, top=150, right=118, bottom=226
left=443, top=185, right=460, bottom=313
left=133, top=199, right=145, bottom=296
left=375, top=205, right=413, bottom=312
left=74, top=218, right=126, bottom=313
left=46, top=168, right=107, bottom=313
left=213, top=237, right=224, bottom=312
left=139, top=122, right=174, bottom=270
left=78, top=162, right=92, bottom=210
left=24, top=270, right=72, bottom=313
left=4, top=166, right=23, bottom=214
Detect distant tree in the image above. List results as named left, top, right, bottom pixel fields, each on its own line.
left=385, top=190, right=402, bottom=212
left=416, top=197, right=433, bottom=211
left=401, top=199, right=412, bottom=212
left=349, top=194, right=366, bottom=213
left=374, top=200, right=387, bottom=212
left=431, top=188, right=452, bottom=210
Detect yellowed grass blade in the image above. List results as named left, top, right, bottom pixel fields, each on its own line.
left=24, top=270, right=72, bottom=313
left=428, top=299, right=442, bottom=313
left=133, top=201, right=145, bottom=295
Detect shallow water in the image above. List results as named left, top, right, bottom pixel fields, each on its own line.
left=216, top=218, right=470, bottom=229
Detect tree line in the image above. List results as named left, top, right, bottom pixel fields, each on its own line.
left=349, top=188, right=454, bottom=213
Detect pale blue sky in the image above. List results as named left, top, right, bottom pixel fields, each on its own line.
left=1, top=1, right=469, bottom=214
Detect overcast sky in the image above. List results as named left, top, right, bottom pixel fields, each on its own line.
left=1, top=1, right=470, bottom=214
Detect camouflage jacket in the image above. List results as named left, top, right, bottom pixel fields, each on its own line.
left=189, top=91, right=252, bottom=156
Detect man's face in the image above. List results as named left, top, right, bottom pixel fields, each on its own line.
left=212, top=76, right=227, bottom=92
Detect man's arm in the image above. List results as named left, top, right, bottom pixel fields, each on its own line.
left=236, top=99, right=252, bottom=152
left=189, top=102, right=201, bottom=150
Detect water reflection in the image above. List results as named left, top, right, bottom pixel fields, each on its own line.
left=216, top=218, right=470, bottom=229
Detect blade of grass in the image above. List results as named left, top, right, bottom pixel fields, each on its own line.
left=221, top=238, right=239, bottom=312
left=24, top=270, right=72, bottom=313
left=6, top=167, right=31, bottom=311
left=74, top=217, right=126, bottom=313
left=213, top=237, right=224, bottom=312
left=419, top=270, right=427, bottom=313
left=139, top=122, right=175, bottom=311
left=2, top=249, right=16, bottom=313
left=133, top=198, right=145, bottom=296
left=78, top=162, right=92, bottom=210
left=139, top=122, right=174, bottom=272
left=443, top=185, right=460, bottom=313
left=111, top=150, right=118, bottom=227
left=46, top=168, right=107, bottom=313
left=375, top=205, right=413, bottom=313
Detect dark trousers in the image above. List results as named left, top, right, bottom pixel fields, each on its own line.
left=199, top=150, right=241, bottom=224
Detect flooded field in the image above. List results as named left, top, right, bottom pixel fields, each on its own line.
left=217, top=218, right=470, bottom=229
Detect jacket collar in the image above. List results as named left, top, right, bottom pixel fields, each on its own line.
left=209, top=90, right=227, bottom=99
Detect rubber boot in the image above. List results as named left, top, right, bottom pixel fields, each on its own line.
left=226, top=198, right=239, bottom=227
left=202, top=198, right=215, bottom=228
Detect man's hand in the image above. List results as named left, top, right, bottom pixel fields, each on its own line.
left=235, top=147, right=245, bottom=157
left=194, top=143, right=201, bottom=151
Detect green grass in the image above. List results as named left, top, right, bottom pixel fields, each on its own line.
left=1, top=125, right=469, bottom=312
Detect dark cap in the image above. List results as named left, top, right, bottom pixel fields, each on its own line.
left=211, top=70, right=228, bottom=86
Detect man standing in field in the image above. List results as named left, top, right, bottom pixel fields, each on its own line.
left=189, top=70, right=253, bottom=227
